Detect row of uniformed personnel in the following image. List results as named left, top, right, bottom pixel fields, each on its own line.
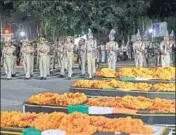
left=2, top=28, right=118, bottom=80
left=2, top=29, right=175, bottom=80
left=133, top=29, right=175, bottom=67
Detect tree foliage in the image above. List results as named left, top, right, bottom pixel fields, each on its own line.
left=9, top=0, right=152, bottom=41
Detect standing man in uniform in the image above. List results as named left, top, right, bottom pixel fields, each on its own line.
left=21, top=38, right=28, bottom=73
left=57, top=38, right=64, bottom=71
left=61, top=36, right=74, bottom=79
left=11, top=39, right=17, bottom=77
left=78, top=38, right=86, bottom=77
left=46, top=41, right=51, bottom=76
left=38, top=38, right=50, bottom=80
left=133, top=29, right=145, bottom=67
left=143, top=31, right=152, bottom=67
left=85, top=28, right=97, bottom=79
left=2, top=40, right=16, bottom=80
left=21, top=40, right=35, bottom=79
left=100, top=42, right=106, bottom=62
left=159, top=30, right=172, bottom=67
left=170, top=30, right=175, bottom=66
left=106, top=29, right=119, bottom=71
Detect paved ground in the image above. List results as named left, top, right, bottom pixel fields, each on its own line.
left=1, top=60, right=136, bottom=111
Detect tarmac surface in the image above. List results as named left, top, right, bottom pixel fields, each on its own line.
left=1, top=60, right=136, bottom=111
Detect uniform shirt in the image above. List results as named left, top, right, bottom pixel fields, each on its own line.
left=133, top=41, right=144, bottom=55
left=143, top=41, right=151, bottom=54
left=22, top=44, right=35, bottom=55
left=85, top=39, right=97, bottom=57
left=78, top=43, right=86, bottom=57
left=106, top=41, right=118, bottom=55
left=64, top=42, right=74, bottom=56
left=21, top=42, right=28, bottom=54
left=57, top=43, right=64, bottom=54
left=2, top=45, right=16, bottom=58
left=38, top=43, right=50, bottom=56
left=160, top=41, right=172, bottom=55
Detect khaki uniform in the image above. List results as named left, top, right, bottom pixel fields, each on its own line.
left=11, top=45, right=17, bottom=75
left=61, top=42, right=74, bottom=78
left=38, top=42, right=50, bottom=78
left=86, top=39, right=97, bottom=78
left=106, top=41, right=118, bottom=70
left=21, top=42, right=28, bottom=73
left=30, top=44, right=35, bottom=75
left=44, top=42, right=50, bottom=75
left=160, top=41, right=172, bottom=67
left=133, top=41, right=145, bottom=67
left=57, top=42, right=64, bottom=68
left=2, top=43, right=16, bottom=79
left=100, top=45, right=105, bottom=62
left=78, top=42, right=86, bottom=75
left=21, top=43, right=35, bottom=78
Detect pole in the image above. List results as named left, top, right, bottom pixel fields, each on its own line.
left=0, top=11, right=3, bottom=37
left=151, top=19, right=153, bottom=42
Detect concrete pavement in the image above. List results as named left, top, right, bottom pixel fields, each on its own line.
left=1, top=60, right=136, bottom=111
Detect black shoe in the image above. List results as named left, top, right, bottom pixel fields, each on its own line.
left=43, top=77, right=46, bottom=80
left=30, top=74, right=33, bottom=77
left=88, top=78, right=92, bottom=80
left=12, top=74, right=16, bottom=77
left=25, top=78, right=30, bottom=80
left=68, top=77, right=71, bottom=80
left=59, top=75, right=64, bottom=78
left=40, top=77, right=43, bottom=80
left=6, top=78, right=11, bottom=80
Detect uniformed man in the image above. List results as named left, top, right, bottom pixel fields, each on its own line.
left=37, top=38, right=50, bottom=80
left=85, top=29, right=97, bottom=79
left=21, top=40, right=35, bottom=79
left=159, top=30, right=172, bottom=67
left=2, top=40, right=16, bottom=80
left=170, top=30, right=175, bottom=65
left=32, top=41, right=38, bottom=72
left=143, top=31, right=152, bottom=67
left=133, top=29, right=145, bottom=67
left=46, top=41, right=51, bottom=76
left=30, top=41, right=36, bottom=76
left=100, top=43, right=106, bottom=62
left=121, top=40, right=128, bottom=61
left=11, top=39, right=17, bottom=77
left=61, top=36, right=74, bottom=79
left=2, top=40, right=8, bottom=77
left=21, top=39, right=28, bottom=73
left=78, top=38, right=86, bottom=77
left=57, top=38, right=64, bottom=70
left=106, top=29, right=119, bottom=70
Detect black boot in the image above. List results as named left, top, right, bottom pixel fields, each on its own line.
left=40, top=77, right=43, bottom=80
left=12, top=74, right=16, bottom=77
left=43, top=77, right=46, bottom=80
left=59, top=75, right=64, bottom=78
